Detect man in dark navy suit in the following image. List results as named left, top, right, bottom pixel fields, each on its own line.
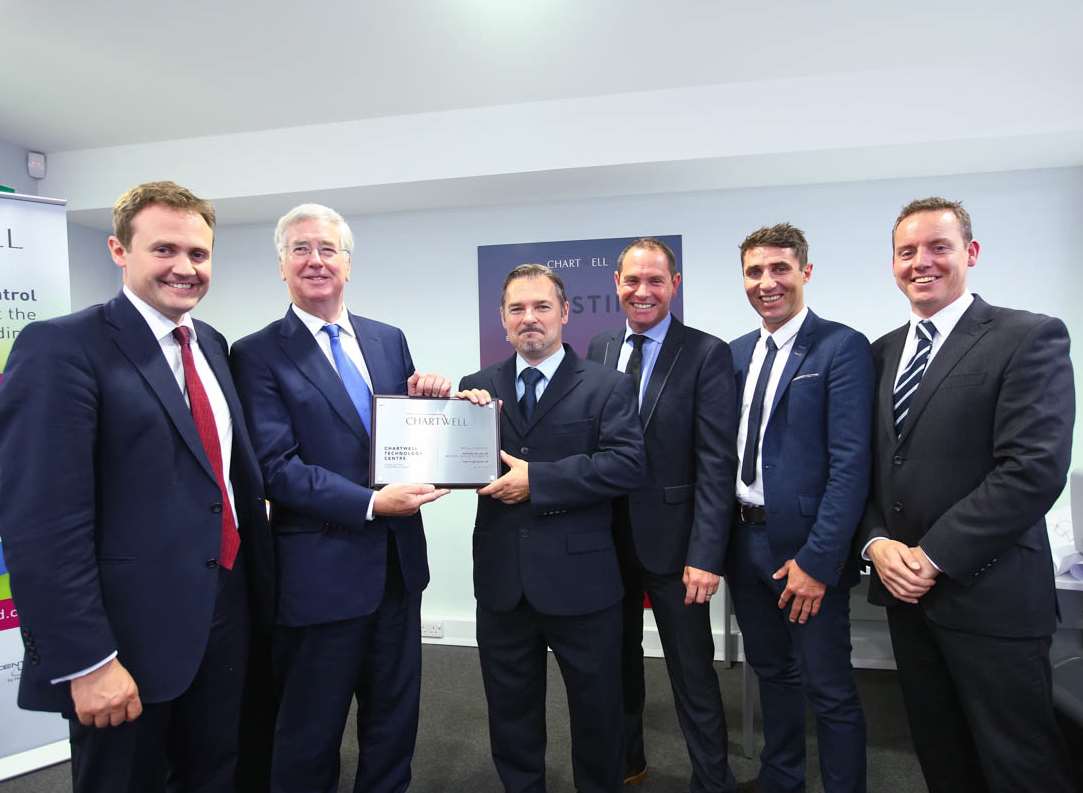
left=458, top=264, right=646, bottom=793
left=587, top=238, right=738, bottom=792
left=0, top=181, right=273, bottom=793
left=230, top=203, right=450, bottom=793
left=862, top=198, right=1075, bottom=793
left=728, top=224, right=873, bottom=793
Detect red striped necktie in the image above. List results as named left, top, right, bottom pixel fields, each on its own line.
left=172, top=326, right=240, bottom=570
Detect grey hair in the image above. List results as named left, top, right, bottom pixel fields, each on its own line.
left=274, top=203, right=354, bottom=257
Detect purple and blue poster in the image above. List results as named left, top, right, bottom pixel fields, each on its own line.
left=477, top=235, right=683, bottom=367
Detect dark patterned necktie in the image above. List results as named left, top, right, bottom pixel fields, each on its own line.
left=625, top=334, right=647, bottom=393
left=741, top=336, right=778, bottom=486
left=519, top=367, right=543, bottom=421
left=893, top=320, right=937, bottom=435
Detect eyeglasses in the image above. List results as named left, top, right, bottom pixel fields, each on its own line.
left=288, top=243, right=346, bottom=261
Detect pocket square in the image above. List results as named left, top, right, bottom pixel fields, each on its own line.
left=792, top=372, right=821, bottom=382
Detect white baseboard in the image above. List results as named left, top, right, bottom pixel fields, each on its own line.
left=0, top=739, right=70, bottom=782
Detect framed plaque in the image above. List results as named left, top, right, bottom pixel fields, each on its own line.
left=369, top=396, right=501, bottom=488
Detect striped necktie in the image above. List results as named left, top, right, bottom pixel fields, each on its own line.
left=893, top=320, right=937, bottom=435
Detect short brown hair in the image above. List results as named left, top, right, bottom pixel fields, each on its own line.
left=739, top=223, right=809, bottom=267
left=892, top=197, right=973, bottom=246
left=616, top=237, right=678, bottom=276
left=112, top=181, right=215, bottom=249
left=500, top=264, right=568, bottom=307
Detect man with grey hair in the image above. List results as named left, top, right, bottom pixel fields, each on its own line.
left=231, top=203, right=451, bottom=793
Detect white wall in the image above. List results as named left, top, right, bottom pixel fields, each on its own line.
left=0, top=140, right=36, bottom=196
left=66, top=223, right=118, bottom=310
left=177, top=165, right=1083, bottom=626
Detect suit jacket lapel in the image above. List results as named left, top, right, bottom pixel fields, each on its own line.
left=767, top=311, right=816, bottom=422
left=495, top=355, right=526, bottom=438
left=349, top=313, right=395, bottom=395
left=278, top=308, right=369, bottom=443
left=599, top=329, right=623, bottom=369
left=640, top=317, right=684, bottom=429
left=527, top=346, right=582, bottom=432
left=195, top=322, right=258, bottom=484
left=878, top=325, right=908, bottom=441
left=106, top=294, right=217, bottom=484
left=897, top=297, right=993, bottom=446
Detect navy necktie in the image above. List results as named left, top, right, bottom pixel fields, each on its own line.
left=322, top=323, right=372, bottom=434
left=625, top=334, right=647, bottom=395
left=519, top=367, right=544, bottom=421
left=741, top=336, right=778, bottom=486
left=893, top=320, right=937, bottom=436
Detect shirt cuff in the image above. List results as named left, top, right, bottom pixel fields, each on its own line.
left=919, top=546, right=942, bottom=572
left=51, top=651, right=118, bottom=684
left=366, top=492, right=376, bottom=522
left=860, top=536, right=888, bottom=562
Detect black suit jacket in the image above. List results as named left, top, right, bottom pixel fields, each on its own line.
left=0, top=293, right=273, bottom=713
left=459, top=345, right=646, bottom=616
left=861, top=295, right=1074, bottom=638
left=587, top=317, right=737, bottom=575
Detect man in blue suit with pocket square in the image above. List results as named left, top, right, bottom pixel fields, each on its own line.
left=728, top=223, right=873, bottom=793
left=230, top=203, right=451, bottom=793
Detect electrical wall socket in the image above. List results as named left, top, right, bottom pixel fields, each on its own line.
left=420, top=620, right=444, bottom=639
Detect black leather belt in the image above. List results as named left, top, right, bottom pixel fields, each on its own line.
left=737, top=502, right=767, bottom=525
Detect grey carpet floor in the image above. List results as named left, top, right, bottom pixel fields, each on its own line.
left=1, top=644, right=922, bottom=792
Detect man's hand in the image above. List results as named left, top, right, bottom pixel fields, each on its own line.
left=910, top=546, right=940, bottom=581
left=454, top=388, right=493, bottom=406
left=477, top=451, right=529, bottom=504
left=773, top=559, right=827, bottom=624
left=682, top=566, right=721, bottom=606
left=70, top=657, right=142, bottom=728
left=374, top=483, right=450, bottom=516
left=407, top=371, right=452, bottom=397
left=867, top=539, right=936, bottom=603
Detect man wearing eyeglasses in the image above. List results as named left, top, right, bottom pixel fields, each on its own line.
left=231, top=204, right=451, bottom=793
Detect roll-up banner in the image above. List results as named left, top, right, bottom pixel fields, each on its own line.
left=0, top=192, right=72, bottom=779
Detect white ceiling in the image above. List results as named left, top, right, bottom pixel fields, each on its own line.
left=7, top=0, right=1083, bottom=223
left=6, top=0, right=1079, bottom=153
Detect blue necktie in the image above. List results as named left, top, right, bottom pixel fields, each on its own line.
left=893, top=320, right=937, bottom=436
left=322, top=323, right=372, bottom=434
left=519, top=367, right=544, bottom=421
left=741, top=336, right=778, bottom=486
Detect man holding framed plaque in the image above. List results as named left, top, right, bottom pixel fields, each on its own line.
left=230, top=203, right=451, bottom=793
left=458, top=263, right=647, bottom=793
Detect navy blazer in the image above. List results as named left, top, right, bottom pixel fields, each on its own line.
left=731, top=310, right=874, bottom=588
left=230, top=307, right=428, bottom=627
left=459, top=346, right=646, bottom=616
left=587, top=317, right=738, bottom=575
left=860, top=296, right=1074, bottom=637
left=0, top=293, right=272, bottom=713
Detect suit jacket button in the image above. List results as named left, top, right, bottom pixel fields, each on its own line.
left=206, top=559, right=219, bottom=569
left=211, top=503, right=223, bottom=514
left=519, top=529, right=529, bottom=538
left=892, top=455, right=904, bottom=466
left=520, top=446, right=529, bottom=455
left=892, top=501, right=903, bottom=513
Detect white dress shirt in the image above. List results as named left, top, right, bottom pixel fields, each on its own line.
left=291, top=303, right=378, bottom=522
left=735, top=306, right=809, bottom=507
left=862, top=291, right=974, bottom=565
left=616, top=313, right=671, bottom=407
left=55, top=287, right=237, bottom=684
left=515, top=346, right=566, bottom=402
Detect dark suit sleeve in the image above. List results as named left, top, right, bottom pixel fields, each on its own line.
left=685, top=339, right=737, bottom=574
left=920, top=317, right=1075, bottom=578
left=230, top=340, right=375, bottom=527
left=530, top=373, right=646, bottom=512
left=0, top=322, right=117, bottom=679
left=795, top=331, right=874, bottom=586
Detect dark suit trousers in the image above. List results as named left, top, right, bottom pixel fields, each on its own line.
left=887, top=603, right=1074, bottom=793
left=615, top=516, right=736, bottom=793
left=725, top=523, right=866, bottom=793
left=68, top=558, right=250, bottom=793
left=270, top=542, right=421, bottom=793
left=477, top=598, right=623, bottom=793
